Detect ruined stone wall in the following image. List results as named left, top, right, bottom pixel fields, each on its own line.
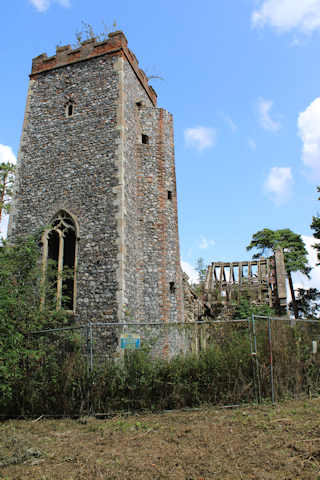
left=182, top=274, right=204, bottom=323
left=204, top=252, right=287, bottom=316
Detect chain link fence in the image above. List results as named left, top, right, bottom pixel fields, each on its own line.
left=5, top=316, right=320, bottom=416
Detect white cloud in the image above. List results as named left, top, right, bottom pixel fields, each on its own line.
left=184, top=126, right=217, bottom=151
left=248, top=138, right=257, bottom=150
left=29, top=0, right=70, bottom=12
left=298, top=97, right=320, bottom=179
left=293, top=235, right=320, bottom=290
left=199, top=236, right=215, bottom=249
left=29, top=0, right=50, bottom=11
left=252, top=0, right=320, bottom=34
left=264, top=166, right=293, bottom=204
left=257, top=97, right=281, bottom=132
left=0, top=144, right=16, bottom=166
left=181, top=261, right=199, bottom=284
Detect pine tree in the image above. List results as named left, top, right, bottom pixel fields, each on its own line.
left=311, top=186, right=320, bottom=265
left=247, top=228, right=311, bottom=319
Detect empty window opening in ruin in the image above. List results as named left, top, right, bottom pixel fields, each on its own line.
left=142, top=134, right=149, bottom=144
left=233, top=266, right=239, bottom=282
left=214, top=267, right=221, bottom=282
left=44, top=210, right=77, bottom=311
left=224, top=266, right=231, bottom=282
left=65, top=102, right=74, bottom=118
left=252, top=264, right=258, bottom=277
left=242, top=265, right=248, bottom=278
left=169, top=282, right=176, bottom=294
left=136, top=101, right=143, bottom=108
left=168, top=190, right=173, bottom=200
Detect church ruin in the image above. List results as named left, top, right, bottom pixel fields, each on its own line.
left=8, top=31, right=184, bottom=329
left=203, top=250, right=287, bottom=316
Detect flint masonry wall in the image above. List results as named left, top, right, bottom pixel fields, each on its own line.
left=10, top=53, right=121, bottom=324
left=9, top=31, right=184, bottom=336
left=135, top=107, right=184, bottom=325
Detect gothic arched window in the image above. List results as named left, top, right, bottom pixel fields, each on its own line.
left=43, top=210, right=77, bottom=312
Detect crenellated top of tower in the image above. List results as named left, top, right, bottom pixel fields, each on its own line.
left=30, top=31, right=157, bottom=106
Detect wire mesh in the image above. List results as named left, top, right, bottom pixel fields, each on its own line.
left=12, top=316, right=320, bottom=416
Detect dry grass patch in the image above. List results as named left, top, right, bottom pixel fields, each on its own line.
left=1, top=398, right=320, bottom=479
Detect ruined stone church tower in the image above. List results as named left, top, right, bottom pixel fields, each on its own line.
left=9, top=31, right=184, bottom=326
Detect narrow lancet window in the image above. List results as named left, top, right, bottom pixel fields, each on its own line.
left=65, top=102, right=74, bottom=118
left=44, top=210, right=77, bottom=311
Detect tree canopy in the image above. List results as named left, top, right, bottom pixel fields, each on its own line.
left=247, top=228, right=311, bottom=319
left=0, top=234, right=69, bottom=407
left=247, top=228, right=310, bottom=277
left=289, top=288, right=320, bottom=319
left=311, top=186, right=320, bottom=265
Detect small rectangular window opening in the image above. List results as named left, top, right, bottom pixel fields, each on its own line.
left=169, top=281, right=176, bottom=294
left=66, top=103, right=74, bottom=118
left=142, top=134, right=149, bottom=144
left=168, top=191, right=172, bottom=200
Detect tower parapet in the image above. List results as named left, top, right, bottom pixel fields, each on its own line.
left=31, top=31, right=157, bottom=106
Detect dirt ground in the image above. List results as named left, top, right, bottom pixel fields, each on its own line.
left=1, top=398, right=320, bottom=479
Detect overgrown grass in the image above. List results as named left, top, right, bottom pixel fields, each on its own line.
left=2, top=319, right=320, bottom=417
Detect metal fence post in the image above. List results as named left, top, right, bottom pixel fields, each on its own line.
left=248, top=316, right=258, bottom=403
left=268, top=316, right=275, bottom=403
left=252, top=314, right=262, bottom=403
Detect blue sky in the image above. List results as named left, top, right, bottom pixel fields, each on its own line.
left=1, top=0, right=320, bottom=288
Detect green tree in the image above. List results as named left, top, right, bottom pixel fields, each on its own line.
left=194, top=257, right=207, bottom=295
left=0, top=161, right=15, bottom=225
left=232, top=292, right=275, bottom=319
left=247, top=228, right=311, bottom=320
left=311, top=186, right=320, bottom=265
left=289, top=288, right=320, bottom=319
left=0, top=234, right=68, bottom=407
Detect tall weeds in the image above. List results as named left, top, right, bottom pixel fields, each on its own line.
left=2, top=319, right=320, bottom=417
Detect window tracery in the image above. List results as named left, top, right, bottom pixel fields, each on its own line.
left=43, top=210, right=77, bottom=311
